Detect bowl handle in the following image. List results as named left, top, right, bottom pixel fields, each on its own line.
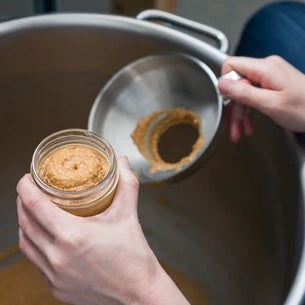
left=137, top=9, right=229, bottom=53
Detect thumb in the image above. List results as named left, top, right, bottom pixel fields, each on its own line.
left=219, top=78, right=276, bottom=113
left=101, top=156, right=139, bottom=216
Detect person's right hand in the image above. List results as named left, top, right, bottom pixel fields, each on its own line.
left=219, top=55, right=305, bottom=139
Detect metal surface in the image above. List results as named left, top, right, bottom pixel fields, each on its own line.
left=136, top=9, right=229, bottom=53
left=88, top=54, right=242, bottom=182
left=88, top=53, right=223, bottom=183
left=0, top=13, right=304, bottom=305
left=88, top=10, right=240, bottom=183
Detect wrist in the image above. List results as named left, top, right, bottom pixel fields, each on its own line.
left=131, top=258, right=189, bottom=305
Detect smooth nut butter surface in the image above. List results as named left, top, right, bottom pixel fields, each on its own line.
left=38, top=144, right=110, bottom=192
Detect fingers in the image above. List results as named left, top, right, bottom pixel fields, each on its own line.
left=230, top=120, right=241, bottom=143
left=221, top=56, right=279, bottom=143
left=16, top=174, right=73, bottom=237
left=18, top=228, right=53, bottom=279
left=224, top=102, right=254, bottom=143
left=222, top=56, right=263, bottom=80
left=104, top=156, right=139, bottom=215
left=17, top=196, right=54, bottom=253
left=230, top=113, right=253, bottom=143
left=219, top=78, right=276, bottom=113
left=242, top=115, right=254, bottom=136
left=221, top=56, right=277, bottom=85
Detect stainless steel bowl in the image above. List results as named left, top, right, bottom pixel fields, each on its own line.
left=0, top=11, right=304, bottom=305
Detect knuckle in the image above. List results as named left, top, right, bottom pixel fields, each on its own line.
left=16, top=175, right=27, bottom=193
left=127, top=175, right=139, bottom=191
left=235, top=83, right=248, bottom=99
left=265, top=55, right=284, bottom=72
left=57, top=230, right=82, bottom=248
left=265, top=58, right=277, bottom=71
left=18, top=216, right=27, bottom=231
left=26, top=194, right=41, bottom=209
left=50, top=253, right=66, bottom=272
left=267, top=55, right=283, bottom=63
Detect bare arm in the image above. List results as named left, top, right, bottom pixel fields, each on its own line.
left=16, top=157, right=189, bottom=305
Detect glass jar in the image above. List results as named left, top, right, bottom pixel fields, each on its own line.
left=31, top=129, right=118, bottom=217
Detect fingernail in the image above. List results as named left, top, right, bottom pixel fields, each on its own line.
left=118, top=156, right=130, bottom=169
left=219, top=79, right=235, bottom=95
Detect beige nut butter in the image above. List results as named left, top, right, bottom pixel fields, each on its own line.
left=131, top=107, right=204, bottom=173
left=31, top=129, right=118, bottom=217
left=38, top=144, right=110, bottom=192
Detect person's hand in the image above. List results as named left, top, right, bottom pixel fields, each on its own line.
left=219, top=55, right=305, bottom=142
left=16, top=157, right=189, bottom=305
left=223, top=99, right=253, bottom=143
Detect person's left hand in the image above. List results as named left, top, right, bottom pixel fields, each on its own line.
left=16, top=157, right=189, bottom=305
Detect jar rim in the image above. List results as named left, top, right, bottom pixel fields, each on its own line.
left=31, top=128, right=117, bottom=205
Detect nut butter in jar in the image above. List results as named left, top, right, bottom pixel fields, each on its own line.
left=31, top=129, right=118, bottom=217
